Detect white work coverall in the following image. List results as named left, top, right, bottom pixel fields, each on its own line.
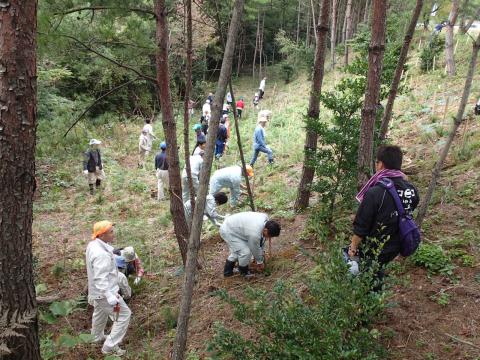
left=118, top=272, right=132, bottom=300
left=138, top=133, right=150, bottom=167
left=184, top=194, right=225, bottom=226
left=181, top=155, right=203, bottom=202
left=220, top=212, right=268, bottom=267
left=209, top=165, right=242, bottom=206
left=142, top=124, right=155, bottom=148
left=86, top=239, right=131, bottom=349
left=202, top=102, right=211, bottom=121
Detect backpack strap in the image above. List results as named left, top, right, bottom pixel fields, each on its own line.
left=378, top=178, right=405, bottom=216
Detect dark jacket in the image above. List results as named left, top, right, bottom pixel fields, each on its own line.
left=83, top=149, right=102, bottom=172
left=353, top=177, right=419, bottom=264
left=155, top=151, right=168, bottom=170
left=216, top=124, right=228, bottom=143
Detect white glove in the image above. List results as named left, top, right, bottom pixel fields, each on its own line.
left=106, top=294, right=118, bottom=306
left=83, top=170, right=89, bottom=175
left=134, top=277, right=141, bottom=285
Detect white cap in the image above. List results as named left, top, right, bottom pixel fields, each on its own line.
left=89, top=139, right=102, bottom=146
left=206, top=99, right=211, bottom=104
left=121, top=246, right=136, bottom=262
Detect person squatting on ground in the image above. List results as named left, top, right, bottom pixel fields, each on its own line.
left=209, top=165, right=254, bottom=207
left=236, top=96, right=245, bottom=118
left=114, top=246, right=145, bottom=286
left=181, top=151, right=204, bottom=202
left=250, top=115, right=273, bottom=166
left=184, top=192, right=228, bottom=227
left=138, top=129, right=151, bottom=168
left=221, top=212, right=281, bottom=277
left=155, top=142, right=169, bottom=201
left=86, top=221, right=131, bottom=356
left=215, top=117, right=228, bottom=159
left=83, top=139, right=105, bottom=195
left=348, top=145, right=419, bottom=290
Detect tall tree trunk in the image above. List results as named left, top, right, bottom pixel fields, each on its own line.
left=445, top=0, right=460, bottom=76
left=296, top=0, right=302, bottom=44
left=364, top=0, right=371, bottom=23
left=459, top=0, right=469, bottom=32
left=357, top=0, right=387, bottom=188
left=331, top=0, right=338, bottom=68
left=306, top=3, right=311, bottom=47
left=379, top=0, right=424, bottom=140
left=183, top=0, right=195, bottom=216
left=310, top=0, right=318, bottom=43
left=172, top=0, right=246, bottom=358
left=461, top=7, right=480, bottom=33
left=295, top=0, right=331, bottom=210
left=417, top=32, right=480, bottom=227
left=344, top=0, right=353, bottom=66
left=155, top=0, right=189, bottom=264
left=253, top=10, right=259, bottom=77
left=0, top=1, right=41, bottom=359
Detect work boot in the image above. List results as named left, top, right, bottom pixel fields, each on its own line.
left=101, top=345, right=126, bottom=356
left=223, top=260, right=236, bottom=277
left=89, top=184, right=95, bottom=195
left=238, top=265, right=254, bottom=279
left=95, top=179, right=101, bottom=189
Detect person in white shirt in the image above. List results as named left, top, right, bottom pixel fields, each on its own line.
left=202, top=99, right=211, bottom=122
left=184, top=192, right=228, bottom=227
left=138, top=129, right=150, bottom=168
left=258, top=77, right=266, bottom=99
left=86, top=221, right=131, bottom=356
left=181, top=152, right=204, bottom=202
left=142, top=118, right=156, bottom=148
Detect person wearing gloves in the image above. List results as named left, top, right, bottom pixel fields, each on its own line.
left=114, top=246, right=145, bottom=286
left=86, top=221, right=131, bottom=356
left=83, top=139, right=105, bottom=195
left=221, top=212, right=281, bottom=277
left=155, top=141, right=169, bottom=201
left=209, top=165, right=254, bottom=206
left=184, top=192, right=228, bottom=227
left=250, top=117, right=274, bottom=166
left=138, top=129, right=151, bottom=168
left=181, top=151, right=204, bottom=202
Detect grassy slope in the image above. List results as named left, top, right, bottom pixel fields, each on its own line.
left=34, top=30, right=480, bottom=359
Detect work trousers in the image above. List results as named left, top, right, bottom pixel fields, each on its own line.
left=250, top=145, right=273, bottom=165
left=220, top=227, right=252, bottom=267
left=87, top=167, right=106, bottom=185
left=91, top=297, right=131, bottom=349
left=156, top=169, right=169, bottom=200
left=182, top=175, right=199, bottom=203
left=138, top=150, right=149, bottom=168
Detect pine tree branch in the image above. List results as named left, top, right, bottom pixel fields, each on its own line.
left=42, top=32, right=157, bottom=83
left=57, top=6, right=156, bottom=18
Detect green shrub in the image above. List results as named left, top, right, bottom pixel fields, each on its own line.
left=410, top=243, right=454, bottom=276
left=420, top=35, right=445, bottom=72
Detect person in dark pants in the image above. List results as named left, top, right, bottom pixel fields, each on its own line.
left=215, top=117, right=228, bottom=160
left=348, top=145, right=419, bottom=290
left=83, top=139, right=105, bottom=195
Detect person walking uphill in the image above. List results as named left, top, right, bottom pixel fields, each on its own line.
left=209, top=165, right=254, bottom=206
left=348, top=145, right=419, bottom=290
left=83, top=139, right=105, bottom=195
left=138, top=129, right=151, bottom=168
left=258, top=77, right=266, bottom=99
left=215, top=117, right=228, bottom=160
left=221, top=212, right=281, bottom=277
left=155, top=142, right=169, bottom=201
left=250, top=117, right=273, bottom=166
left=86, top=221, right=131, bottom=356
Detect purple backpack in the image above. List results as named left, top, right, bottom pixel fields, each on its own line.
left=378, top=178, right=421, bottom=257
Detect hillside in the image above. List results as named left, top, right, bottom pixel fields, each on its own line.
left=33, top=31, right=480, bottom=360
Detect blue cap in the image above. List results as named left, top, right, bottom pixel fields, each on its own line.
left=193, top=124, right=202, bottom=131
left=160, top=141, right=167, bottom=150
left=115, top=255, right=127, bottom=269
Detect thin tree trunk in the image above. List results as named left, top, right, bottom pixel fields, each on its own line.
left=445, top=0, right=460, bottom=76
left=331, top=0, right=338, bottom=68
left=253, top=10, right=259, bottom=77
left=0, top=1, right=41, bottom=359
left=459, top=0, right=469, bottom=32
left=310, top=0, right=318, bottom=43
left=296, top=0, right=302, bottom=44
left=183, top=0, right=195, bottom=217
left=357, top=0, right=387, bottom=188
left=417, top=32, right=480, bottom=227
left=259, top=12, right=265, bottom=77
left=461, top=7, right=480, bottom=33
left=344, top=0, right=353, bottom=66
left=172, top=0, right=245, bottom=358
left=364, top=0, right=371, bottom=23
left=155, top=0, right=189, bottom=264
left=306, top=3, right=311, bottom=47
left=295, top=0, right=331, bottom=210
left=379, top=0, right=424, bottom=140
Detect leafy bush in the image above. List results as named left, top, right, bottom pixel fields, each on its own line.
left=275, top=30, right=314, bottom=83
left=420, top=35, right=445, bottom=72
left=410, top=243, right=454, bottom=276
left=209, top=241, right=388, bottom=359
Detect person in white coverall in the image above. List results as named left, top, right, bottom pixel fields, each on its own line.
left=181, top=152, right=204, bottom=202
left=184, top=192, right=228, bottom=227
left=86, top=221, right=131, bottom=356
left=138, top=129, right=151, bottom=168
left=221, top=212, right=281, bottom=277
left=209, top=165, right=254, bottom=206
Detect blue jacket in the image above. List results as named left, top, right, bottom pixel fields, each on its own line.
left=253, top=125, right=266, bottom=149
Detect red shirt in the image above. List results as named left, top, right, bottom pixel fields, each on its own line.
left=236, top=99, right=244, bottom=110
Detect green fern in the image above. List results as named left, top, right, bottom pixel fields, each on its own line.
left=0, top=307, right=36, bottom=355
